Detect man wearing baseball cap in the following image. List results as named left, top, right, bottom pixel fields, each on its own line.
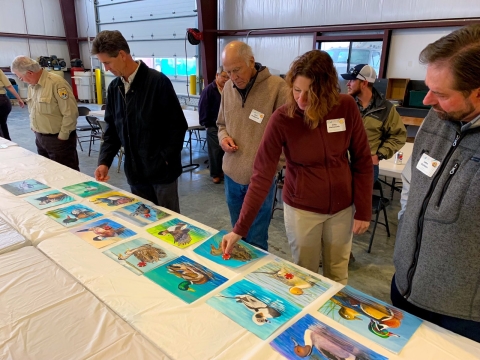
left=341, top=64, right=406, bottom=183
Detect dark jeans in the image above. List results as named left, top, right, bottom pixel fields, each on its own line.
left=130, top=179, right=180, bottom=213
left=391, top=275, right=480, bottom=342
left=373, top=164, right=379, bottom=184
left=206, top=126, right=224, bottom=178
left=35, top=131, right=79, bottom=171
left=0, top=94, right=12, bottom=141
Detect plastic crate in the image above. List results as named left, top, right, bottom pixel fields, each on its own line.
left=6, top=84, right=18, bottom=99
left=408, top=90, right=430, bottom=109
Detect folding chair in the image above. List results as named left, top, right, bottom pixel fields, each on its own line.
left=368, top=180, right=391, bottom=253
left=76, top=106, right=91, bottom=151
left=84, top=116, right=102, bottom=156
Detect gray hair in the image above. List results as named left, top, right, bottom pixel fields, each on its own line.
left=216, top=66, right=224, bottom=75
left=237, top=42, right=254, bottom=65
left=11, top=56, right=41, bottom=74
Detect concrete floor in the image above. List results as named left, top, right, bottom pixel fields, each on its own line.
left=5, top=103, right=400, bottom=304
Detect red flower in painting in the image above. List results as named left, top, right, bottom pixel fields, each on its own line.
left=138, top=261, right=147, bottom=267
left=284, top=273, right=294, bottom=280
left=222, top=253, right=231, bottom=260
left=144, top=214, right=151, bottom=218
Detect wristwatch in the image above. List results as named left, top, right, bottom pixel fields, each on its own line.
left=376, top=152, right=386, bottom=161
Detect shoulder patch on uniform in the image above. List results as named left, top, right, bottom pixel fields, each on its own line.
left=57, top=87, right=68, bottom=100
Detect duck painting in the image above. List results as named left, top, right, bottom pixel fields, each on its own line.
left=130, top=203, right=151, bottom=218
left=159, top=223, right=192, bottom=246
left=92, top=195, right=134, bottom=206
left=253, top=266, right=320, bottom=295
left=210, top=242, right=254, bottom=262
left=216, top=294, right=282, bottom=325
left=77, top=222, right=126, bottom=241
left=35, top=192, right=69, bottom=205
left=62, top=208, right=97, bottom=224
left=167, top=261, right=215, bottom=291
left=117, top=243, right=167, bottom=264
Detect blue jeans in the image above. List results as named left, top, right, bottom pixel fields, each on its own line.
left=224, top=175, right=276, bottom=251
left=373, top=164, right=379, bottom=184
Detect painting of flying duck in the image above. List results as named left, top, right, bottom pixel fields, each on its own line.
left=318, top=285, right=422, bottom=354
left=193, top=230, right=266, bottom=268
left=146, top=218, right=213, bottom=249
left=245, top=258, right=331, bottom=308
left=63, top=181, right=111, bottom=198
left=88, top=191, right=136, bottom=210
left=103, top=238, right=177, bottom=275
left=144, top=255, right=228, bottom=304
left=1, top=179, right=49, bottom=196
left=25, top=189, right=75, bottom=209
left=72, top=218, right=136, bottom=249
left=270, top=313, right=388, bottom=360
left=45, top=204, right=102, bottom=228
left=206, top=279, right=301, bottom=340
left=113, top=201, right=170, bottom=227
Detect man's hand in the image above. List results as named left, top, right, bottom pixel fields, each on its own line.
left=372, top=155, right=380, bottom=165
left=18, top=99, right=25, bottom=108
left=353, top=220, right=370, bottom=235
left=221, top=231, right=242, bottom=254
left=221, top=137, right=239, bottom=153
left=95, top=165, right=110, bottom=182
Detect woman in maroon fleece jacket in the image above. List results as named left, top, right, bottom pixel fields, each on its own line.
left=222, top=50, right=372, bottom=284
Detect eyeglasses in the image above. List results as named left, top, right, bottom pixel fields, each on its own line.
left=348, top=67, right=366, bottom=81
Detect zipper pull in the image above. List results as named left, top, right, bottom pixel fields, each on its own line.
left=449, top=162, right=459, bottom=175
left=452, top=134, right=460, bottom=147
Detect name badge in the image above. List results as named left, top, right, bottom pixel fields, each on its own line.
left=249, top=109, right=265, bottom=123
left=416, top=153, right=441, bottom=177
left=326, top=118, right=346, bottom=133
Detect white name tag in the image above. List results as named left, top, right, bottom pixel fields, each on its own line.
left=326, top=118, right=346, bottom=133
left=249, top=109, right=265, bottom=123
left=416, top=153, right=441, bottom=177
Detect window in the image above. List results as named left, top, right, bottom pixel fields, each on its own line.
left=149, top=57, right=198, bottom=78
left=134, top=57, right=154, bottom=68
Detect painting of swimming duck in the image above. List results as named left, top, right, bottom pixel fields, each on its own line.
left=63, top=181, right=111, bottom=198
left=246, top=258, right=331, bottom=309
left=88, top=191, right=136, bottom=210
left=206, top=279, right=301, bottom=340
left=103, top=238, right=177, bottom=274
left=1, top=179, right=49, bottom=196
left=193, top=230, right=266, bottom=268
left=270, top=313, right=388, bottom=360
left=319, top=285, right=422, bottom=354
left=113, top=202, right=170, bottom=227
left=146, top=218, right=214, bottom=249
left=72, top=218, right=137, bottom=248
left=144, top=255, right=228, bottom=304
left=25, top=189, right=75, bottom=209
left=45, top=204, right=102, bottom=228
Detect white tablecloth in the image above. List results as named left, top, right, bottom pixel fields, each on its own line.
left=0, top=217, right=28, bottom=254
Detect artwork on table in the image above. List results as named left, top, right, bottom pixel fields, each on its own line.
left=45, top=204, right=102, bottom=228
left=113, top=201, right=170, bottom=227
left=270, top=313, right=388, bottom=360
left=88, top=191, right=136, bottom=210
left=245, top=258, right=331, bottom=308
left=146, top=218, right=214, bottom=249
left=1, top=179, right=49, bottom=196
left=63, top=181, right=111, bottom=198
left=193, top=230, right=266, bottom=268
left=206, top=279, right=301, bottom=340
left=24, top=189, right=75, bottom=209
left=103, top=238, right=177, bottom=275
left=144, top=255, right=228, bottom=304
left=319, top=285, right=422, bottom=354
left=71, top=218, right=136, bottom=249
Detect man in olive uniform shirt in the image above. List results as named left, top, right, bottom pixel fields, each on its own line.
left=11, top=56, right=79, bottom=170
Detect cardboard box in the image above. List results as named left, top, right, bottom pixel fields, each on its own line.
left=386, top=78, right=410, bottom=101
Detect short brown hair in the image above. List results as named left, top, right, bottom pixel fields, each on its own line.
left=419, top=24, right=480, bottom=95
left=285, top=50, right=340, bottom=129
left=91, top=30, right=130, bottom=57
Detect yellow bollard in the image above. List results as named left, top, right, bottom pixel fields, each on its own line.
left=189, top=75, right=196, bottom=95
left=95, top=68, right=103, bottom=105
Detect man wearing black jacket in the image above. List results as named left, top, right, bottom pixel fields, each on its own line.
left=91, top=30, right=187, bottom=212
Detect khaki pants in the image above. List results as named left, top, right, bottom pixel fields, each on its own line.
left=284, top=204, right=354, bottom=285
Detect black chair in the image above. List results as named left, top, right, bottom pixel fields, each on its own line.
left=76, top=106, right=91, bottom=151
left=85, top=116, right=102, bottom=156
left=368, top=180, right=391, bottom=253
left=96, top=119, right=124, bottom=173
left=271, top=167, right=285, bottom=219
left=101, top=104, right=107, bottom=110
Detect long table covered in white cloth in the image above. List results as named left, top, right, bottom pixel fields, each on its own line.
left=1, top=145, right=480, bottom=359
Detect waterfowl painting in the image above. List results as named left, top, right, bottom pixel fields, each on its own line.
left=63, top=181, right=111, bottom=198
left=144, top=255, right=228, bottom=304
left=319, top=285, right=422, bottom=354
left=25, top=189, right=75, bottom=209
left=146, top=218, right=214, bottom=249
left=1, top=179, right=49, bottom=196
left=45, top=204, right=102, bottom=228
left=103, top=238, right=177, bottom=275
left=246, top=258, right=332, bottom=308
left=88, top=191, right=136, bottom=210
left=113, top=202, right=170, bottom=227
left=193, top=230, right=267, bottom=268
left=206, top=279, right=301, bottom=340
left=72, top=218, right=136, bottom=248
left=270, top=313, right=388, bottom=360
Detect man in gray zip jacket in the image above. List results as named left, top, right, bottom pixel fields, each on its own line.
left=393, top=24, right=480, bottom=342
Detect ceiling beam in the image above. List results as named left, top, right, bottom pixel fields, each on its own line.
left=59, top=0, right=81, bottom=61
